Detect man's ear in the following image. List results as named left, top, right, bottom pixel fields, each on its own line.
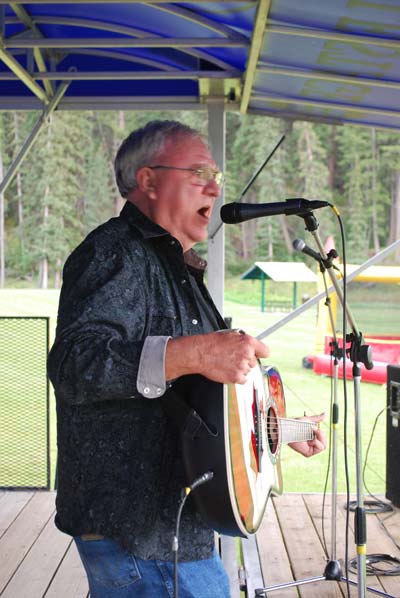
left=135, top=166, right=157, bottom=199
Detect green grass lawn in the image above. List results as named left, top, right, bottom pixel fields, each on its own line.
left=0, top=284, right=393, bottom=495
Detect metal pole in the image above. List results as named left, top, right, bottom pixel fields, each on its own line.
left=207, top=99, right=225, bottom=314
left=353, top=368, right=367, bottom=598
left=308, top=221, right=367, bottom=598
left=0, top=80, right=70, bottom=196
left=261, top=273, right=265, bottom=312
left=330, top=359, right=339, bottom=561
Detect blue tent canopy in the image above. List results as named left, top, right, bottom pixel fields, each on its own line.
left=0, top=0, right=399, bottom=130
left=1, top=0, right=399, bottom=314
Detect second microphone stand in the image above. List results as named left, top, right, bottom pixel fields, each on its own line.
left=300, top=210, right=379, bottom=598
left=256, top=209, right=395, bottom=598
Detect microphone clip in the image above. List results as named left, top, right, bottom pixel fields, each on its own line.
left=318, top=249, right=340, bottom=274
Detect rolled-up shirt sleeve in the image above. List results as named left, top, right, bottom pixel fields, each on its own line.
left=137, top=336, right=171, bottom=398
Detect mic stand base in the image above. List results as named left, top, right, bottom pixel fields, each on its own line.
left=255, top=574, right=398, bottom=597
left=324, top=558, right=343, bottom=580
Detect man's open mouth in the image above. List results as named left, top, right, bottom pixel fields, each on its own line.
left=198, top=206, right=210, bottom=218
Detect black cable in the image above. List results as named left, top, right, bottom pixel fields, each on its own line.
left=334, top=212, right=399, bottom=587
left=334, top=211, right=351, bottom=598
left=345, top=406, right=400, bottom=576
left=321, top=268, right=335, bottom=558
left=347, top=499, right=393, bottom=514
left=321, top=377, right=333, bottom=557
left=362, top=406, right=392, bottom=513
left=346, top=406, right=392, bottom=515
left=348, top=553, right=400, bottom=576
left=172, top=471, right=214, bottom=598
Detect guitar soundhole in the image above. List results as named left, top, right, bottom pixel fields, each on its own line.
left=267, top=406, right=279, bottom=454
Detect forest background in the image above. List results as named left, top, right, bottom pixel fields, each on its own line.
left=1, top=110, right=400, bottom=496
left=0, top=109, right=399, bottom=289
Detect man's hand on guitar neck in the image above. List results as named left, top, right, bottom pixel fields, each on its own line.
left=165, top=329, right=269, bottom=385
left=288, top=413, right=327, bottom=458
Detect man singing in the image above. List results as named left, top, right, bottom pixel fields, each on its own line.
left=48, top=120, right=326, bottom=597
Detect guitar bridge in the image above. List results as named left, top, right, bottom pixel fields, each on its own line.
left=252, top=385, right=263, bottom=473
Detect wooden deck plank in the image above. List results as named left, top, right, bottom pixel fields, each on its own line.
left=44, top=540, right=89, bottom=598
left=256, top=499, right=298, bottom=597
left=376, top=505, right=400, bottom=547
left=2, top=511, right=72, bottom=598
left=304, top=494, right=400, bottom=597
left=0, top=491, right=34, bottom=537
left=241, top=534, right=264, bottom=597
left=219, top=536, right=241, bottom=598
left=1, top=492, right=399, bottom=598
left=273, top=494, right=342, bottom=597
left=335, top=495, right=400, bottom=597
left=362, top=513, right=400, bottom=597
left=0, top=492, right=55, bottom=594
left=304, top=494, right=382, bottom=596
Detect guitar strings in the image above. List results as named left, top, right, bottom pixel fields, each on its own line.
left=261, top=417, right=316, bottom=443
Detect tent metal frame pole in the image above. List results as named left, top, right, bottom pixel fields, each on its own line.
left=207, top=99, right=226, bottom=315
left=0, top=81, right=70, bottom=197
left=261, top=272, right=265, bottom=312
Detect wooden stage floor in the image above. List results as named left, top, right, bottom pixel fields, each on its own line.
left=1, top=491, right=399, bottom=597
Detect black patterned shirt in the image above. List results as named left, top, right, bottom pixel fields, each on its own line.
left=47, top=201, right=226, bottom=561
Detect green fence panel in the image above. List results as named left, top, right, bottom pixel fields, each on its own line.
left=0, top=317, right=50, bottom=489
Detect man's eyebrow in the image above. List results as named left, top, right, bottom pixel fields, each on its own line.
left=191, top=164, right=218, bottom=170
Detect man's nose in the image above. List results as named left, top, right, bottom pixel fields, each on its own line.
left=204, top=178, right=221, bottom=196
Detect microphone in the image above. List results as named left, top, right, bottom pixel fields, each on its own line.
left=189, top=471, right=214, bottom=491
left=293, top=238, right=323, bottom=263
left=220, top=198, right=330, bottom=224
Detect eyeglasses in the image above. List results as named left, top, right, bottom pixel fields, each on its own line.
left=146, top=165, right=225, bottom=186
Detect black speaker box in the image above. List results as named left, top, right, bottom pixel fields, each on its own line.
left=386, top=365, right=400, bottom=507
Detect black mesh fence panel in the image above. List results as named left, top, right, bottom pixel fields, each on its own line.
left=0, top=317, right=50, bottom=489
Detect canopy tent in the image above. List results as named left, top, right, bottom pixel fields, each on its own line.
left=0, top=0, right=399, bottom=311
left=1, top=0, right=399, bottom=130
left=241, top=260, right=317, bottom=311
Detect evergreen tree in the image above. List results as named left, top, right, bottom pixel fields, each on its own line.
left=376, top=130, right=400, bottom=261
left=336, top=126, right=380, bottom=262
left=0, top=108, right=398, bottom=287
left=225, top=113, right=288, bottom=270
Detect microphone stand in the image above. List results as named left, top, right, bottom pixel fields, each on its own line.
left=256, top=210, right=395, bottom=598
left=304, top=210, right=373, bottom=598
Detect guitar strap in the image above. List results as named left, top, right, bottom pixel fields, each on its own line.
left=162, top=389, right=217, bottom=440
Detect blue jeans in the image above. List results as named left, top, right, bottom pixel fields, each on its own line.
left=74, top=536, right=231, bottom=597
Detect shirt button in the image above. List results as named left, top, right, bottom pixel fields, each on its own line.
left=192, top=319, right=198, bottom=325
left=170, top=240, right=175, bottom=246
left=143, top=387, right=150, bottom=395
left=181, top=279, right=187, bottom=284
left=156, top=388, right=162, bottom=395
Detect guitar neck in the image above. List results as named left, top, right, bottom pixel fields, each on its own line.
left=278, top=417, right=315, bottom=444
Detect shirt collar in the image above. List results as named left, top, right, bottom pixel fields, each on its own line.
left=119, top=200, right=207, bottom=272
left=119, top=200, right=168, bottom=240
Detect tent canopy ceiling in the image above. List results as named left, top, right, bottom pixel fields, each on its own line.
left=0, top=0, right=399, bottom=130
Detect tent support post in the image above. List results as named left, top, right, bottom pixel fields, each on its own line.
left=0, top=81, right=70, bottom=197
left=261, top=272, right=265, bottom=312
left=293, top=281, right=297, bottom=309
left=207, top=100, right=226, bottom=315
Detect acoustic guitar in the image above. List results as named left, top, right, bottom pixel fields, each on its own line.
left=182, top=364, right=316, bottom=537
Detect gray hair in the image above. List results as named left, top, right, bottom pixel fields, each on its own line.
left=114, top=120, right=205, bottom=198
